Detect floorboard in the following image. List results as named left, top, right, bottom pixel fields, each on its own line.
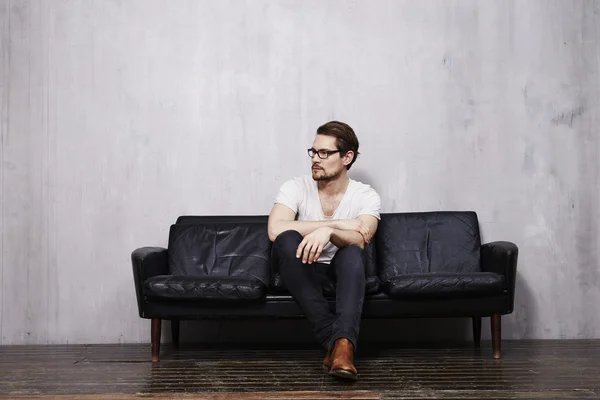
left=0, top=340, right=599, bottom=399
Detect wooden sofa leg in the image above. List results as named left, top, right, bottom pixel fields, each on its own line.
left=171, top=319, right=180, bottom=347
left=472, top=317, right=481, bottom=348
left=151, top=318, right=161, bottom=363
left=491, top=313, right=501, bottom=359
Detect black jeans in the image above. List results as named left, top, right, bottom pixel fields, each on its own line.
left=272, top=230, right=366, bottom=351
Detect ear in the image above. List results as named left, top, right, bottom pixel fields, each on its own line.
left=342, top=150, right=354, bottom=167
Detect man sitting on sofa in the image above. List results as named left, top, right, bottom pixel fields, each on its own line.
left=267, top=121, right=381, bottom=381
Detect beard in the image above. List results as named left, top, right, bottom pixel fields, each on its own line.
left=312, top=166, right=342, bottom=181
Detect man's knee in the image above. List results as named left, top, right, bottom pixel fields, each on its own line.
left=334, top=245, right=366, bottom=275
left=273, top=230, right=303, bottom=256
left=336, top=244, right=365, bottom=261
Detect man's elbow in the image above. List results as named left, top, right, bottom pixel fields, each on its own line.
left=352, top=231, right=366, bottom=249
left=267, top=222, right=281, bottom=242
left=268, top=227, right=277, bottom=242
left=268, top=231, right=278, bottom=242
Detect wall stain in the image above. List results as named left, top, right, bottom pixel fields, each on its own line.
left=521, top=83, right=543, bottom=116
left=442, top=53, right=451, bottom=71
left=522, top=142, right=535, bottom=172
left=551, top=106, right=585, bottom=128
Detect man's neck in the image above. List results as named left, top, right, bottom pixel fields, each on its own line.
left=317, top=173, right=349, bottom=197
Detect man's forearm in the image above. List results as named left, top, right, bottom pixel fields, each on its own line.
left=269, top=220, right=340, bottom=241
left=329, top=228, right=365, bottom=249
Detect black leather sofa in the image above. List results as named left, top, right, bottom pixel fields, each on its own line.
left=131, top=211, right=518, bottom=362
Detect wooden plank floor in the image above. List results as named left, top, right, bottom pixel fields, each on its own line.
left=0, top=340, right=599, bottom=399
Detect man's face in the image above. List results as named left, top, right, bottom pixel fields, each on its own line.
left=310, top=134, right=347, bottom=181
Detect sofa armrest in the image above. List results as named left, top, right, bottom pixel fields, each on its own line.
left=131, top=247, right=168, bottom=318
left=481, top=241, right=519, bottom=312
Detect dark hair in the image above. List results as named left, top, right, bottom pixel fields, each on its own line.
left=316, top=121, right=360, bottom=170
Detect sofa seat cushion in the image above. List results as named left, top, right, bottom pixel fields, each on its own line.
left=144, top=275, right=266, bottom=300
left=382, top=272, right=505, bottom=298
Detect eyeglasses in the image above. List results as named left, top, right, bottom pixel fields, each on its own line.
left=307, top=148, right=341, bottom=159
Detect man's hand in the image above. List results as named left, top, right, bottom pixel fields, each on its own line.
left=334, top=219, right=373, bottom=244
left=296, top=227, right=332, bottom=264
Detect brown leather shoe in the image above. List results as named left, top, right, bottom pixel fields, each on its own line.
left=322, top=347, right=332, bottom=371
left=328, top=338, right=358, bottom=381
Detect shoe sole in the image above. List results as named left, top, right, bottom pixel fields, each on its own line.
left=329, top=368, right=358, bottom=381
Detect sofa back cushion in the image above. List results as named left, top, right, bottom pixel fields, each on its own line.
left=176, top=215, right=268, bottom=225
left=375, top=212, right=481, bottom=282
left=167, top=219, right=271, bottom=287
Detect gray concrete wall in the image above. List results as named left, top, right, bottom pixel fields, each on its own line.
left=1, top=0, right=598, bottom=345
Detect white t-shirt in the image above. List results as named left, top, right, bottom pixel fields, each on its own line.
left=274, top=175, right=381, bottom=263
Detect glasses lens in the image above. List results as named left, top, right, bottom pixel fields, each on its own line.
left=318, top=150, right=329, bottom=159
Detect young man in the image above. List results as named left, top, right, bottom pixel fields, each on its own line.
left=268, top=121, right=381, bottom=381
